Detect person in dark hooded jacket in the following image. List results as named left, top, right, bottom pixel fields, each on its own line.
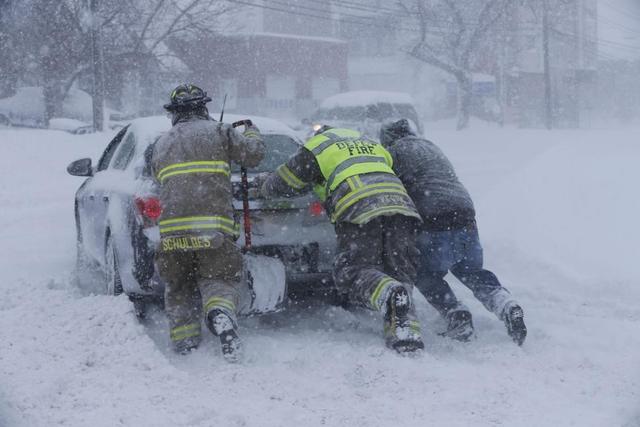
left=379, top=119, right=527, bottom=346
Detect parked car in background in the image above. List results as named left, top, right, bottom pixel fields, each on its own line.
left=309, top=90, right=424, bottom=138
left=0, top=86, right=122, bottom=133
left=67, top=114, right=337, bottom=317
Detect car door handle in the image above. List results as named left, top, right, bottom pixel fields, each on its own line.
left=89, top=195, right=95, bottom=201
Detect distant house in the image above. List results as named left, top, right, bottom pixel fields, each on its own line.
left=168, top=32, right=348, bottom=120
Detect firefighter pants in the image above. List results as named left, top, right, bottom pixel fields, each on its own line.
left=333, top=215, right=420, bottom=311
left=156, top=238, right=243, bottom=351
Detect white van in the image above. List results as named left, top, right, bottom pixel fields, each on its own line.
left=309, top=90, right=423, bottom=139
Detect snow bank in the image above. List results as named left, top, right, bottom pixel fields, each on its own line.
left=0, top=87, right=120, bottom=127
left=0, top=126, right=638, bottom=426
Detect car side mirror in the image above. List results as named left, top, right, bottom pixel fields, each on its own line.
left=67, top=158, right=93, bottom=177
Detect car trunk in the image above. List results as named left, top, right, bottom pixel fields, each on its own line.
left=231, top=174, right=336, bottom=287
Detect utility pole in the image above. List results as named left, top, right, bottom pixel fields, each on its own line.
left=89, top=0, right=104, bottom=131
left=0, top=0, right=16, bottom=98
left=542, top=0, right=553, bottom=129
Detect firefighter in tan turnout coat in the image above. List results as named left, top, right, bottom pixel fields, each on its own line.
left=150, top=84, right=264, bottom=361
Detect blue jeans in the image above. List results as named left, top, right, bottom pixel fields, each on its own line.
left=415, top=221, right=513, bottom=318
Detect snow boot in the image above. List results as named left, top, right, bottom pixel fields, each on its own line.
left=208, top=310, right=243, bottom=363
left=502, top=303, right=527, bottom=346
left=440, top=308, right=475, bottom=342
left=383, top=287, right=424, bottom=353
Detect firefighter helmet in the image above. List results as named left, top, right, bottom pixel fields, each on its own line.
left=163, top=83, right=212, bottom=112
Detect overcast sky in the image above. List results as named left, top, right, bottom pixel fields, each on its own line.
left=599, top=0, right=640, bottom=59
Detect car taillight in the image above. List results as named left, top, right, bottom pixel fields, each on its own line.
left=308, top=201, right=324, bottom=217
left=135, top=197, right=162, bottom=220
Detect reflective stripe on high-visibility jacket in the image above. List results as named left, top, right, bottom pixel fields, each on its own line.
left=158, top=215, right=240, bottom=237
left=157, top=160, right=230, bottom=183
left=352, top=205, right=420, bottom=225
left=332, top=182, right=409, bottom=222
left=204, top=296, right=236, bottom=315
left=276, top=164, right=306, bottom=190
left=304, top=129, right=395, bottom=193
left=170, top=323, right=201, bottom=342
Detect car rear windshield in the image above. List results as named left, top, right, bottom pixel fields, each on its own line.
left=231, top=134, right=298, bottom=173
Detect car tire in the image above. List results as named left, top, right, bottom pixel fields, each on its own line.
left=104, top=232, right=124, bottom=296
left=0, top=114, right=10, bottom=127
left=129, top=295, right=148, bottom=320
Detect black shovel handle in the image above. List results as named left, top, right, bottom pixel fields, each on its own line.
left=232, top=120, right=253, bottom=251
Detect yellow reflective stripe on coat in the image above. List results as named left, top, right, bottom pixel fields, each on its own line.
left=157, top=161, right=230, bottom=183
left=352, top=205, right=421, bottom=225
left=204, top=297, right=236, bottom=314
left=158, top=216, right=239, bottom=236
left=305, top=128, right=361, bottom=154
left=170, top=323, right=201, bottom=342
left=370, top=276, right=394, bottom=310
left=332, top=182, right=409, bottom=222
left=303, top=128, right=395, bottom=192
left=276, top=164, right=306, bottom=190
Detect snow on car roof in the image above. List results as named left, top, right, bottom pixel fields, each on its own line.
left=319, top=91, right=415, bottom=109
left=126, top=114, right=300, bottom=147
left=219, top=113, right=300, bottom=140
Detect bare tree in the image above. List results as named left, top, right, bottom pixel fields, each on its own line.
left=107, top=0, right=234, bottom=114
left=400, top=0, right=512, bottom=129
left=5, top=0, right=233, bottom=127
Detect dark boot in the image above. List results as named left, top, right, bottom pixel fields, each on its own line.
left=174, top=336, right=200, bottom=355
left=383, top=287, right=424, bottom=353
left=208, top=310, right=243, bottom=362
left=503, top=303, right=527, bottom=346
left=440, top=308, right=475, bottom=342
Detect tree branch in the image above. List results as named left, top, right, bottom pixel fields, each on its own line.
left=134, top=0, right=167, bottom=53
left=148, top=0, right=201, bottom=52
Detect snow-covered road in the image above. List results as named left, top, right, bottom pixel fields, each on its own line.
left=0, top=126, right=638, bottom=427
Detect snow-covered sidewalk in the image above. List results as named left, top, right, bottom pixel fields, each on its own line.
left=0, top=127, right=638, bottom=426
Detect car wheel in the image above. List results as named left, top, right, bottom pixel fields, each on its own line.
left=105, top=232, right=124, bottom=296
left=129, top=295, right=148, bottom=320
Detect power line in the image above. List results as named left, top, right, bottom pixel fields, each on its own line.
left=324, top=0, right=405, bottom=16
left=232, top=0, right=527, bottom=36
left=262, top=0, right=402, bottom=28
left=599, top=0, right=640, bottom=22
left=227, top=0, right=421, bottom=33
left=598, top=15, right=640, bottom=37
